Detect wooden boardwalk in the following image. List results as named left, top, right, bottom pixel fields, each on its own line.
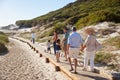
left=13, top=37, right=111, bottom=80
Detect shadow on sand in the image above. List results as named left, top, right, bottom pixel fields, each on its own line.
left=71, top=72, right=109, bottom=80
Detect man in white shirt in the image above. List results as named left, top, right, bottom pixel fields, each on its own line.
left=67, top=27, right=83, bottom=74
left=31, top=32, right=35, bottom=44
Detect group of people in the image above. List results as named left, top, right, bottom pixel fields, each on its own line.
left=31, top=26, right=102, bottom=74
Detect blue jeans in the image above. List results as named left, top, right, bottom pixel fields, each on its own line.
left=53, top=42, right=56, bottom=55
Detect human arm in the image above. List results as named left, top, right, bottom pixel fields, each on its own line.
left=67, top=35, right=71, bottom=54
left=81, top=44, right=86, bottom=51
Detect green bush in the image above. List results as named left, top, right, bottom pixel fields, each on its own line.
left=76, top=9, right=120, bottom=29
left=53, top=22, right=66, bottom=34
left=0, top=34, right=9, bottom=44
left=95, top=52, right=113, bottom=64
left=104, top=36, right=120, bottom=49
left=0, top=33, right=9, bottom=53
left=0, top=42, right=8, bottom=53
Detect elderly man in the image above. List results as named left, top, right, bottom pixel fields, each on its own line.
left=67, top=27, right=83, bottom=74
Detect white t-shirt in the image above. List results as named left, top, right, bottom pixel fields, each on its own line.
left=31, top=33, right=35, bottom=38
left=46, top=42, right=51, bottom=48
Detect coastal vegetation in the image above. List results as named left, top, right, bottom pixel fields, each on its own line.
left=0, top=32, right=9, bottom=53
left=16, top=0, right=120, bottom=32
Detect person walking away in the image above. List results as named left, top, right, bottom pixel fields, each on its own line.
left=56, top=39, right=61, bottom=62
left=52, top=31, right=58, bottom=55
left=81, top=28, right=98, bottom=72
left=46, top=40, right=51, bottom=54
left=31, top=32, right=35, bottom=44
left=62, top=27, right=70, bottom=61
left=67, top=27, right=83, bottom=74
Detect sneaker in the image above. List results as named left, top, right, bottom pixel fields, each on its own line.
left=74, top=71, right=78, bottom=74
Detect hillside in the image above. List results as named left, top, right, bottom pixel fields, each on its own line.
left=16, top=0, right=120, bottom=36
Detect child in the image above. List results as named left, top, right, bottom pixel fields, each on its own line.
left=46, top=40, right=51, bottom=54
left=56, top=39, right=61, bottom=62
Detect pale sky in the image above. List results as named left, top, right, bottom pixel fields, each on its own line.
left=0, top=0, right=76, bottom=27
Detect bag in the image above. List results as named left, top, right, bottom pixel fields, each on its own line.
left=95, top=40, right=102, bottom=51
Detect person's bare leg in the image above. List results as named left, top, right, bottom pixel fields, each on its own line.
left=74, top=59, right=77, bottom=73
left=58, top=53, right=60, bottom=62
left=56, top=53, right=58, bottom=62
left=68, top=57, right=73, bottom=71
left=64, top=46, right=67, bottom=61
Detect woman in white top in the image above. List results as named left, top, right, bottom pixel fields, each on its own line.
left=82, top=28, right=97, bottom=72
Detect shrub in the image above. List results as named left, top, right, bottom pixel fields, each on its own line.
left=0, top=34, right=9, bottom=44
left=0, top=33, right=9, bottom=53
left=76, top=9, right=120, bottom=29
left=104, top=36, right=120, bottom=49
left=53, top=22, right=66, bottom=34
left=95, top=52, right=113, bottom=64
left=0, top=42, right=8, bottom=53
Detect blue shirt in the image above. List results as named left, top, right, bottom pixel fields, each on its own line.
left=68, top=32, right=83, bottom=48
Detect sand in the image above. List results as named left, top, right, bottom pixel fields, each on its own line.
left=0, top=38, right=70, bottom=80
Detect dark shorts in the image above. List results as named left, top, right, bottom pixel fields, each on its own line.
left=47, top=47, right=51, bottom=51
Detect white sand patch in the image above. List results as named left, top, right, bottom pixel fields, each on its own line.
left=112, top=50, right=120, bottom=54
left=0, top=38, right=70, bottom=80
left=109, top=32, right=120, bottom=38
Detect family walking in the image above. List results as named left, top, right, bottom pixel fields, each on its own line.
left=31, top=26, right=102, bottom=74
left=51, top=26, right=102, bottom=74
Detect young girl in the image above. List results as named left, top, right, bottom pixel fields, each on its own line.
left=46, top=40, right=51, bottom=54
left=56, top=39, right=61, bottom=62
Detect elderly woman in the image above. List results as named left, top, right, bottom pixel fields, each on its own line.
left=82, top=28, right=97, bottom=72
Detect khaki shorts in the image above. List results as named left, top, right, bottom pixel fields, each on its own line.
left=68, top=48, right=79, bottom=59
left=56, top=50, right=61, bottom=53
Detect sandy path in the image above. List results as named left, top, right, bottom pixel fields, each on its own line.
left=0, top=38, right=70, bottom=80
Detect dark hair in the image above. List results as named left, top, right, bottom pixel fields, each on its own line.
left=64, top=27, right=68, bottom=30
left=54, top=30, right=57, bottom=33
left=56, top=39, right=60, bottom=43
left=72, top=27, right=76, bottom=31
left=48, top=40, right=50, bottom=42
